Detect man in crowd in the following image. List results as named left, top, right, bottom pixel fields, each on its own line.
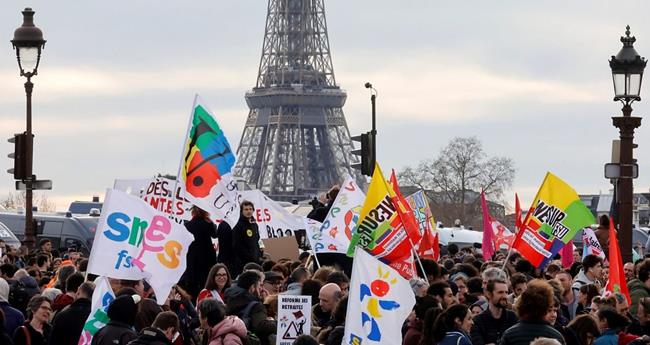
left=629, top=259, right=650, bottom=315
left=508, top=273, right=527, bottom=305
left=263, top=271, right=284, bottom=295
left=312, top=283, right=341, bottom=328
left=53, top=272, right=85, bottom=312
left=427, top=281, right=457, bottom=308
left=232, top=201, right=261, bottom=277
left=572, top=254, right=603, bottom=291
left=224, top=270, right=276, bottom=341
left=35, top=238, right=52, bottom=257
left=0, top=277, right=23, bottom=336
left=36, top=254, right=50, bottom=275
left=471, top=279, right=518, bottom=345
left=325, top=271, right=349, bottom=294
left=128, top=311, right=180, bottom=345
left=50, top=281, right=94, bottom=345
left=555, top=270, right=578, bottom=320
left=625, top=262, right=636, bottom=281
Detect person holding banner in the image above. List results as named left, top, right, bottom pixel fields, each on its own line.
left=231, top=201, right=261, bottom=278
left=182, top=206, right=218, bottom=300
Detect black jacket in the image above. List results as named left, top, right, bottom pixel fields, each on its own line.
left=50, top=298, right=92, bottom=345
left=231, top=216, right=261, bottom=276
left=127, top=327, right=172, bottom=345
left=499, top=320, right=565, bottom=345
left=470, top=308, right=518, bottom=345
left=91, top=320, right=138, bottom=345
left=182, top=217, right=218, bottom=297
left=224, top=286, right=275, bottom=342
left=216, top=221, right=234, bottom=269
left=12, top=323, right=50, bottom=345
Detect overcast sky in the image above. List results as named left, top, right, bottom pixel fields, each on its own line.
left=2, top=1, right=650, bottom=212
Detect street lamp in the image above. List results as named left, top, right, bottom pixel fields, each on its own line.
left=11, top=8, right=46, bottom=250
left=609, top=25, right=646, bottom=263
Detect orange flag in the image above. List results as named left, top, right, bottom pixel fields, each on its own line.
left=606, top=217, right=631, bottom=304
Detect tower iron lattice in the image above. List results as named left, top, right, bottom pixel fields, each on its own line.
left=234, top=0, right=362, bottom=201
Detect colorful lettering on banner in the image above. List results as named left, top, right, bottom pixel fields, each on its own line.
left=239, top=190, right=304, bottom=240
left=114, top=177, right=192, bottom=224
left=87, top=189, right=194, bottom=304
left=305, top=176, right=365, bottom=254
left=78, top=276, right=115, bottom=345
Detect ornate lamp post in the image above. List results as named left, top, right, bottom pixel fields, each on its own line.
left=11, top=8, right=46, bottom=249
left=609, top=25, right=646, bottom=263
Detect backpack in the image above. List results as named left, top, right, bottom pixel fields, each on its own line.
left=237, top=302, right=262, bottom=345
left=9, top=280, right=31, bottom=314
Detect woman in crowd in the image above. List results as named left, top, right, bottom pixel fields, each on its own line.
left=198, top=264, right=232, bottom=305
left=561, top=314, right=600, bottom=345
left=165, top=285, right=199, bottom=345
left=197, top=298, right=247, bottom=345
left=577, top=284, right=600, bottom=315
left=432, top=304, right=474, bottom=345
left=12, top=295, right=51, bottom=345
left=593, top=307, right=630, bottom=345
left=183, top=206, right=218, bottom=300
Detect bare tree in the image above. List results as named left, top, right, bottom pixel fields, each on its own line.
left=399, top=136, right=515, bottom=226
left=0, top=191, right=57, bottom=212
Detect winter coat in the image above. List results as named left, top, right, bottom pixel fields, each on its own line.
left=499, top=320, right=566, bottom=345
left=91, top=320, right=138, bottom=345
left=470, top=309, right=518, bottom=345
left=324, top=326, right=344, bottom=345
left=208, top=316, right=247, bottom=345
left=52, top=293, right=74, bottom=312
left=223, top=286, right=275, bottom=341
left=183, top=217, right=218, bottom=297
left=311, top=304, right=332, bottom=328
left=627, top=278, right=650, bottom=315
left=438, top=330, right=473, bottom=345
left=49, top=298, right=92, bottom=345
left=127, top=327, right=173, bottom=345
left=594, top=329, right=618, bottom=345
left=0, top=301, right=24, bottom=336
left=216, top=221, right=234, bottom=272
left=231, top=216, right=261, bottom=276
left=12, top=322, right=51, bottom=345
left=402, top=319, right=423, bottom=345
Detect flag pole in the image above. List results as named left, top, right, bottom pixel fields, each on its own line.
left=312, top=251, right=322, bottom=269
left=408, top=238, right=429, bottom=285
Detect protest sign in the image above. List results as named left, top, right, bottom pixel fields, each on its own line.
left=277, top=295, right=312, bottom=345
left=304, top=176, right=364, bottom=254
left=87, top=189, right=194, bottom=304
left=262, top=236, right=300, bottom=261
left=78, top=276, right=115, bottom=345
left=239, top=190, right=305, bottom=239
left=114, top=176, right=192, bottom=224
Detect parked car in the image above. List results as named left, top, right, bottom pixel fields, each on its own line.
left=0, top=211, right=98, bottom=255
left=0, top=221, right=21, bottom=250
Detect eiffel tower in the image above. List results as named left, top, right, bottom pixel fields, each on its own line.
left=234, top=0, right=362, bottom=201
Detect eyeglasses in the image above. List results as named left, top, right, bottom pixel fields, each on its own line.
left=216, top=273, right=228, bottom=277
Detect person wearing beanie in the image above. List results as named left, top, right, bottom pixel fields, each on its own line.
left=91, top=294, right=141, bottom=345
left=0, top=277, right=24, bottom=336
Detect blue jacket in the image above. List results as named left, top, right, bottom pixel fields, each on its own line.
left=593, top=329, right=618, bottom=345
left=0, top=301, right=24, bottom=336
left=439, top=330, right=473, bottom=345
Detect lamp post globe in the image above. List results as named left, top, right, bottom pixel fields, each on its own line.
left=610, top=25, right=647, bottom=105
left=11, top=7, right=46, bottom=79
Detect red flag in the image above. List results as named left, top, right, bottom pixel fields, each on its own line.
left=388, top=170, right=422, bottom=244
left=515, top=193, right=522, bottom=233
left=481, top=190, right=495, bottom=260
left=606, top=217, right=631, bottom=304
left=561, top=239, right=574, bottom=269
left=417, top=223, right=438, bottom=260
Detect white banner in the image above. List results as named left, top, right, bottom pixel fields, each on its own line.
left=239, top=190, right=305, bottom=239
left=582, top=227, right=606, bottom=260
left=78, top=276, right=115, bottom=345
left=177, top=95, right=240, bottom=227
left=114, top=177, right=192, bottom=224
left=276, top=295, right=312, bottom=345
left=87, top=189, right=194, bottom=304
left=343, top=247, right=415, bottom=345
left=305, top=176, right=364, bottom=254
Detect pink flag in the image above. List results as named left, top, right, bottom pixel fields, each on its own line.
left=561, top=239, right=574, bottom=268
left=481, top=190, right=495, bottom=260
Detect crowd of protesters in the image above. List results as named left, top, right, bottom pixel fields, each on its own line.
left=0, top=195, right=649, bottom=345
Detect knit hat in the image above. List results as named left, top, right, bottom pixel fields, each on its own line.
left=107, top=294, right=141, bottom=325
left=0, top=278, right=9, bottom=302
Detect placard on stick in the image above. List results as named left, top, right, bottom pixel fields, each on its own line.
left=277, top=295, right=312, bottom=345
left=262, top=236, right=300, bottom=261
